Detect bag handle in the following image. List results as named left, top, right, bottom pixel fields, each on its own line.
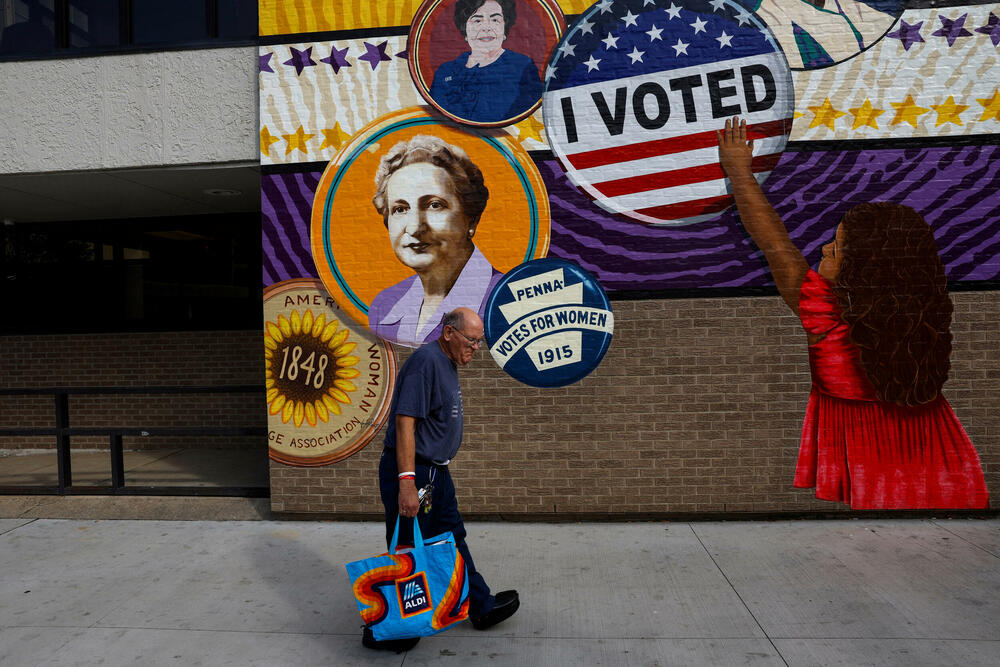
left=389, top=515, right=424, bottom=554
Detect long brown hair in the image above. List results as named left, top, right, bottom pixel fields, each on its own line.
left=832, top=203, right=953, bottom=406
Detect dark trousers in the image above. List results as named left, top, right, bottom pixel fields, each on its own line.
left=378, top=448, right=494, bottom=618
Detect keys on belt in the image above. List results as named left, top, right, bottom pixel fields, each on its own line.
left=417, top=483, right=434, bottom=514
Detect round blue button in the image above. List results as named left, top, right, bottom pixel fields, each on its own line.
left=484, top=258, right=614, bottom=388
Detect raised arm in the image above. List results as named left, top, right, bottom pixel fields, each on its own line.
left=717, top=117, right=809, bottom=314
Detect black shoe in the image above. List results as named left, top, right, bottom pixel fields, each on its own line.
left=362, top=627, right=420, bottom=653
left=471, top=590, right=520, bottom=630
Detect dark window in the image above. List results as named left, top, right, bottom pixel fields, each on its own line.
left=68, top=0, right=120, bottom=49
left=0, top=0, right=57, bottom=56
left=218, top=0, right=256, bottom=39
left=0, top=0, right=256, bottom=60
left=132, top=0, right=207, bottom=45
left=0, top=215, right=262, bottom=334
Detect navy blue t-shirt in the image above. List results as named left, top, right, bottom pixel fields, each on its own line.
left=384, top=341, right=463, bottom=463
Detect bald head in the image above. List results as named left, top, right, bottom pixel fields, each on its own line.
left=439, top=307, right=485, bottom=365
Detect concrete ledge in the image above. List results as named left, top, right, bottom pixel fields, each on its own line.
left=0, top=495, right=276, bottom=521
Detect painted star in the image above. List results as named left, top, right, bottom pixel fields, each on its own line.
left=320, top=45, right=351, bottom=74
left=890, top=94, right=931, bottom=128
left=515, top=115, right=546, bottom=145
left=559, top=41, right=576, bottom=57
left=931, top=95, right=969, bottom=127
left=671, top=39, right=689, bottom=56
left=283, top=46, right=316, bottom=76
left=848, top=99, right=885, bottom=130
left=716, top=31, right=733, bottom=48
left=395, top=49, right=408, bottom=60
left=628, top=46, right=645, bottom=63
left=807, top=98, right=847, bottom=130
left=932, top=14, right=972, bottom=47
left=977, top=88, right=1000, bottom=122
left=577, top=18, right=595, bottom=35
left=709, top=0, right=727, bottom=12
left=887, top=19, right=924, bottom=51
left=260, top=126, right=280, bottom=156
left=691, top=17, right=707, bottom=34
left=358, top=41, right=391, bottom=70
left=622, top=10, right=639, bottom=28
left=596, top=0, right=614, bottom=14
left=646, top=25, right=663, bottom=42
left=545, top=64, right=558, bottom=81
left=282, top=125, right=315, bottom=155
left=976, top=13, right=1000, bottom=47
left=665, top=3, right=681, bottom=20
left=320, top=122, right=351, bottom=150
left=584, top=55, right=601, bottom=72
left=259, top=52, right=274, bottom=73
left=602, top=32, right=620, bottom=49
left=735, top=10, right=751, bottom=26
left=643, top=0, right=656, bottom=5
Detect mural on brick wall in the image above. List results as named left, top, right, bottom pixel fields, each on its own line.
left=259, top=0, right=995, bottom=506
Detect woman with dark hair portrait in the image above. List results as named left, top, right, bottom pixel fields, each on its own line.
left=369, top=134, right=503, bottom=348
left=428, top=0, right=543, bottom=123
left=718, top=117, right=989, bottom=509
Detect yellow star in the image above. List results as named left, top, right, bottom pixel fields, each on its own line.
left=976, top=88, right=1000, bottom=122
left=890, top=95, right=930, bottom=128
left=260, top=126, right=280, bottom=156
left=930, top=95, right=969, bottom=127
left=848, top=99, right=885, bottom=130
left=515, top=115, right=546, bottom=145
left=807, top=98, right=847, bottom=131
left=320, top=122, right=352, bottom=151
left=793, top=111, right=804, bottom=120
left=282, top=125, right=315, bottom=156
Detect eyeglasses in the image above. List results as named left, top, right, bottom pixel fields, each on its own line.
left=451, top=327, right=485, bottom=348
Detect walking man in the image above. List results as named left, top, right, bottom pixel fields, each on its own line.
left=365, top=307, right=520, bottom=652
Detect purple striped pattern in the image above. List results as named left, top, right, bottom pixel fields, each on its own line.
left=262, top=144, right=1000, bottom=292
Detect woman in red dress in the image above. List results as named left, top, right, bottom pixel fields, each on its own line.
left=718, top=118, right=989, bottom=509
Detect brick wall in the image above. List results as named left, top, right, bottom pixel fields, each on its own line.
left=2, top=292, right=995, bottom=516
left=0, top=331, right=265, bottom=451
left=269, top=291, right=999, bottom=517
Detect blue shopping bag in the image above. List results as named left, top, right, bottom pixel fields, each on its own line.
left=346, top=516, right=469, bottom=640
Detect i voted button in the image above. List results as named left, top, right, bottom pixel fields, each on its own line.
left=484, top=258, right=614, bottom=388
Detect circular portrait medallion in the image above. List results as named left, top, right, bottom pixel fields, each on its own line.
left=409, top=0, right=566, bottom=127
left=484, top=258, right=614, bottom=388
left=542, top=0, right=794, bottom=226
left=311, top=107, right=551, bottom=348
left=263, top=279, right=397, bottom=466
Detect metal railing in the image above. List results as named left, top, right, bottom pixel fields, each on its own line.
left=0, top=386, right=268, bottom=497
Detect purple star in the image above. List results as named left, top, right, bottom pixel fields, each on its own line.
left=887, top=19, right=924, bottom=51
left=395, top=49, right=409, bottom=60
left=283, top=46, right=317, bottom=76
left=358, top=41, right=391, bottom=70
left=320, top=45, right=351, bottom=74
left=259, top=52, right=274, bottom=73
left=976, top=13, right=1000, bottom=47
left=932, top=14, right=972, bottom=47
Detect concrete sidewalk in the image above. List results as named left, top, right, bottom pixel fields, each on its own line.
left=1, top=517, right=998, bottom=666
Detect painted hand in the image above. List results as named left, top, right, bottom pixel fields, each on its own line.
left=717, top=116, right=754, bottom=179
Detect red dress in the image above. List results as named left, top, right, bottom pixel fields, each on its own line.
left=795, top=270, right=989, bottom=509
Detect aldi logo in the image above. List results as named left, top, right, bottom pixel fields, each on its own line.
left=397, top=572, right=432, bottom=617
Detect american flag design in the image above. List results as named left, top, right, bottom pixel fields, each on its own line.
left=542, top=0, right=794, bottom=226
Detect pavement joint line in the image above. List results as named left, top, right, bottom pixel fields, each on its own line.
left=0, top=517, right=37, bottom=536
left=929, top=519, right=1000, bottom=559
left=688, top=523, right=791, bottom=667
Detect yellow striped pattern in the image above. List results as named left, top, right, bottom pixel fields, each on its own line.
left=259, top=0, right=590, bottom=36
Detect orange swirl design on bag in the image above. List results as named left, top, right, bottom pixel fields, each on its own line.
left=352, top=554, right=414, bottom=626
left=431, top=551, right=469, bottom=630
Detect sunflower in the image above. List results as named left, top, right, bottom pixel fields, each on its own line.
left=263, top=309, right=361, bottom=427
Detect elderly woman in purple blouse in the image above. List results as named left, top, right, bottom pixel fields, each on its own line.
left=368, top=134, right=503, bottom=347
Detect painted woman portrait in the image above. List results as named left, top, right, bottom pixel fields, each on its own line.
left=368, top=134, right=503, bottom=348
left=718, top=117, right=989, bottom=509
left=428, top=0, right=544, bottom=124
